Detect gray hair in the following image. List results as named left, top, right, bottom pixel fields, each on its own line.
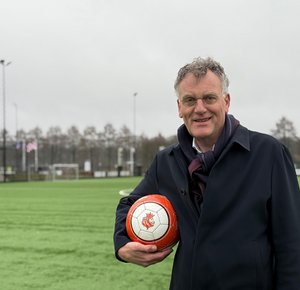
left=174, top=57, right=229, bottom=96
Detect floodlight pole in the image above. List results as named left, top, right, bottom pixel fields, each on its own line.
left=1, top=60, right=11, bottom=183
left=133, top=92, right=137, bottom=146
left=132, top=92, right=138, bottom=176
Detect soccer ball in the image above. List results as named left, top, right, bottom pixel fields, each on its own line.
left=126, top=194, right=179, bottom=250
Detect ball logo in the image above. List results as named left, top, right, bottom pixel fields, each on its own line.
left=141, top=212, right=155, bottom=229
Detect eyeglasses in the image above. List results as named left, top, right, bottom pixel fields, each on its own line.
left=180, top=94, right=219, bottom=107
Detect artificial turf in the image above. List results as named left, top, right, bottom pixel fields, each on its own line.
left=0, top=178, right=174, bottom=290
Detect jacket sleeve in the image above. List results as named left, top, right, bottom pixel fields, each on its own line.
left=113, top=155, right=160, bottom=261
left=271, top=145, right=300, bottom=289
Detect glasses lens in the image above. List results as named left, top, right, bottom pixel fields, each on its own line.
left=181, top=95, right=218, bottom=106
left=203, top=95, right=217, bottom=104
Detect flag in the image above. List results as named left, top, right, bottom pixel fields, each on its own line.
left=26, top=141, right=37, bottom=153
left=16, top=141, right=22, bottom=150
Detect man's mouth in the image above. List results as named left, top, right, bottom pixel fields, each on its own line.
left=194, top=117, right=211, bottom=123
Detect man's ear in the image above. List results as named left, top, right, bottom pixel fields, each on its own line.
left=177, top=99, right=183, bottom=118
left=224, top=93, right=231, bottom=112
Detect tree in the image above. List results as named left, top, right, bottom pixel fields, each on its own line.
left=271, top=116, right=299, bottom=166
left=116, top=125, right=132, bottom=149
left=271, top=116, right=297, bottom=141
left=101, top=123, right=117, bottom=171
left=46, top=126, right=63, bottom=164
left=67, top=126, right=81, bottom=164
left=28, top=127, right=43, bottom=140
left=139, top=133, right=177, bottom=171
left=83, top=126, right=99, bottom=172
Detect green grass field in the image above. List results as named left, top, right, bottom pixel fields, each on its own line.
left=0, top=178, right=175, bottom=290
left=1, top=177, right=299, bottom=290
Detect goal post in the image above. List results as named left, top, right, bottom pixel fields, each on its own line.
left=49, top=163, right=79, bottom=181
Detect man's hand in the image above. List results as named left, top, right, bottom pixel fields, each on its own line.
left=118, top=242, right=173, bottom=267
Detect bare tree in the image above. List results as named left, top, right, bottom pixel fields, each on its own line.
left=271, top=116, right=299, bottom=165
left=83, top=126, right=98, bottom=172
left=67, top=126, right=81, bottom=164
left=271, top=116, right=297, bottom=141
left=101, top=123, right=117, bottom=171
left=28, top=127, right=43, bottom=140
left=46, top=126, right=63, bottom=164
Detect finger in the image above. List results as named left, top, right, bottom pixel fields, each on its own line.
left=141, top=249, right=173, bottom=267
left=144, top=244, right=157, bottom=253
left=130, top=242, right=157, bottom=253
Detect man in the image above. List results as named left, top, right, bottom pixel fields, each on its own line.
left=114, top=57, right=300, bottom=289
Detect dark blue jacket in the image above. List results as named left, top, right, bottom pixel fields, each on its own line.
left=114, top=125, right=300, bottom=290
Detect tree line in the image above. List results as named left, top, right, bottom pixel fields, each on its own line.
left=1, top=123, right=177, bottom=181
left=0, top=116, right=299, bottom=181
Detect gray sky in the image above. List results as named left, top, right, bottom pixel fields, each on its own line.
left=1, top=0, right=300, bottom=137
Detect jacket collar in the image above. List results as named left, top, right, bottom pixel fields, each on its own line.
left=229, top=125, right=250, bottom=152
left=170, top=124, right=250, bottom=157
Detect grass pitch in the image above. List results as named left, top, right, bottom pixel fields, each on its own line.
left=0, top=178, right=174, bottom=290
left=1, top=177, right=299, bottom=289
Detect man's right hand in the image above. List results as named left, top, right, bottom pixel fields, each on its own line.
left=117, top=242, right=173, bottom=267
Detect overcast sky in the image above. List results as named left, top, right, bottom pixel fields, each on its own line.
left=1, top=0, right=300, bottom=138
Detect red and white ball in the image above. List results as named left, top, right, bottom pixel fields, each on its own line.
left=126, top=194, right=179, bottom=250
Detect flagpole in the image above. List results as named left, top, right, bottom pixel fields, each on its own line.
left=34, top=139, right=38, bottom=172
left=22, top=140, right=26, bottom=171
left=14, top=103, right=18, bottom=172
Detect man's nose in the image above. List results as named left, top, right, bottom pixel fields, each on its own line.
left=194, top=98, right=207, bottom=112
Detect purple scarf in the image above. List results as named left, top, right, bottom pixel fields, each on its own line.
left=177, top=114, right=240, bottom=207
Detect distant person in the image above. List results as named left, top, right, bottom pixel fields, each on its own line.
left=113, top=56, right=300, bottom=290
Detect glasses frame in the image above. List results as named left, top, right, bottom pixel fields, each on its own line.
left=179, top=93, right=223, bottom=107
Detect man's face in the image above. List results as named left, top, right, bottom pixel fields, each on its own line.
left=177, top=70, right=230, bottom=151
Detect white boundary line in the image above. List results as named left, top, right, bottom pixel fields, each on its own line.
left=119, top=188, right=133, bottom=196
